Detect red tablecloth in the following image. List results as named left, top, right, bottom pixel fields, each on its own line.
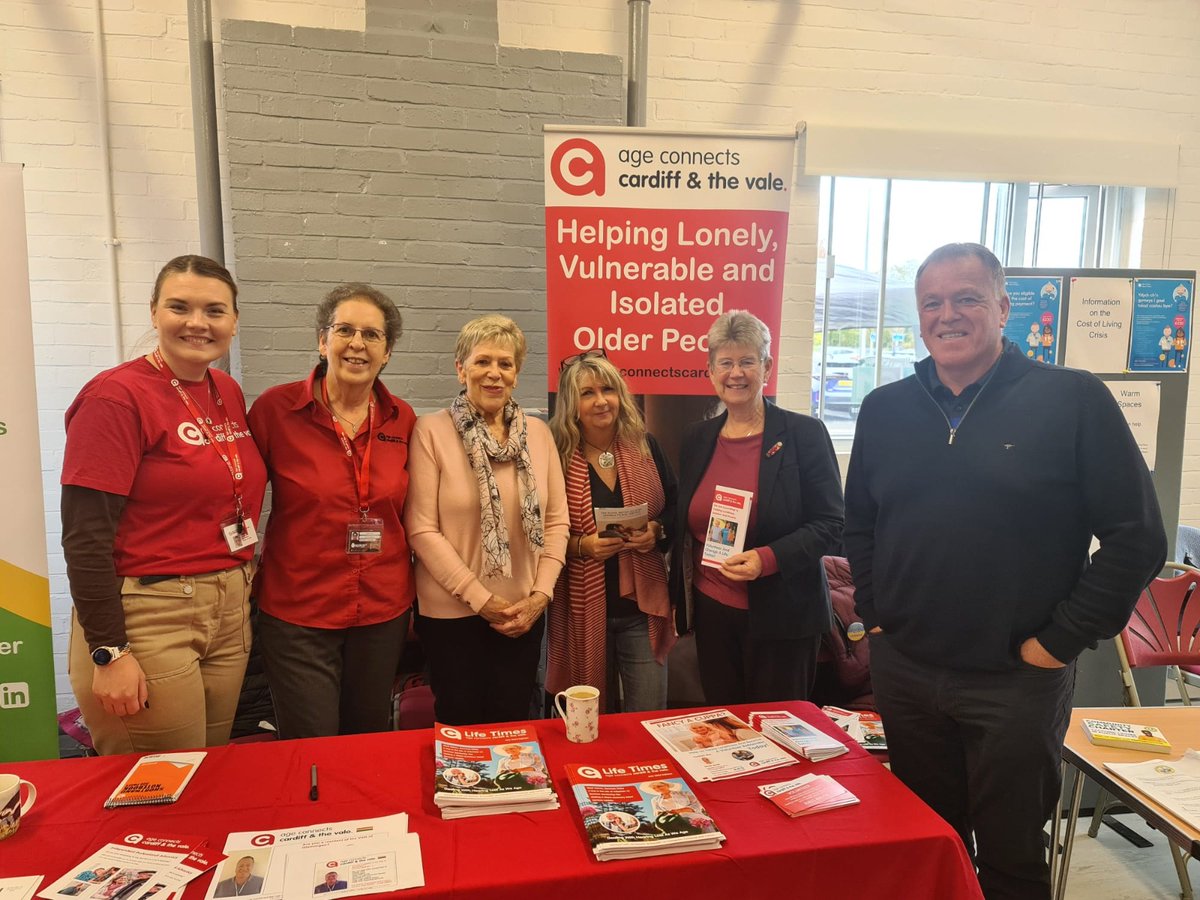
left=0, top=702, right=982, bottom=899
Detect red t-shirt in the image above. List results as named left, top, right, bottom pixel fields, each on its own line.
left=248, top=369, right=417, bottom=628
left=61, top=357, right=267, bottom=575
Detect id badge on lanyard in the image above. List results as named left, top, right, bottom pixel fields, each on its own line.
left=347, top=518, right=384, bottom=554
left=153, top=349, right=257, bottom=552
left=324, top=380, right=383, bottom=554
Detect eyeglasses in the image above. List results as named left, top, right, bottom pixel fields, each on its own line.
left=326, top=323, right=387, bottom=344
left=712, top=357, right=763, bottom=373
left=559, top=348, right=607, bottom=371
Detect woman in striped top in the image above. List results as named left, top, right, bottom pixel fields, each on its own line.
left=547, top=351, right=677, bottom=712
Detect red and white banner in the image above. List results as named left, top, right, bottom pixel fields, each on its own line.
left=544, top=126, right=797, bottom=395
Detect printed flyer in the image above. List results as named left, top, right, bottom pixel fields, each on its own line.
left=1004, top=275, right=1062, bottom=365
left=1128, top=277, right=1193, bottom=372
left=1063, top=276, right=1133, bottom=373
left=544, top=126, right=797, bottom=395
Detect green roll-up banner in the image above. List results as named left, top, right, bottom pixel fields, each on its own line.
left=0, top=163, right=58, bottom=761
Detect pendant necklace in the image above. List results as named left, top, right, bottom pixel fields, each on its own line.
left=585, top=437, right=616, bottom=469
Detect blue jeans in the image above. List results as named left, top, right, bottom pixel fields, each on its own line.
left=606, top=613, right=667, bottom=713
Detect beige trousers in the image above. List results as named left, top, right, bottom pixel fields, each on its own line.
left=68, top=562, right=253, bottom=755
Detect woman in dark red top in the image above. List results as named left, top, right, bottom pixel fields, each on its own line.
left=248, top=283, right=416, bottom=739
left=670, top=310, right=844, bottom=706
left=62, top=255, right=267, bottom=755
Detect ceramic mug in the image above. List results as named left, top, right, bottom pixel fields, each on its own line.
left=554, top=684, right=600, bottom=743
left=0, top=773, right=36, bottom=840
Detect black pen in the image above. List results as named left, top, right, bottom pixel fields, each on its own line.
left=309, top=764, right=319, bottom=801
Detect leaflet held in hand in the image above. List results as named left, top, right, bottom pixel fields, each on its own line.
left=700, top=486, right=753, bottom=568
left=593, top=502, right=649, bottom=540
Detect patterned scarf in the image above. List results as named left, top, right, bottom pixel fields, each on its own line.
left=449, top=390, right=544, bottom=579
left=547, top=437, right=675, bottom=709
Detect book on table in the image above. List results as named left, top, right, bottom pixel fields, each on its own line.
left=104, top=751, right=206, bottom=808
left=749, top=710, right=848, bottom=761
left=433, top=722, right=559, bottom=819
left=1081, top=718, right=1172, bottom=753
left=641, top=708, right=796, bottom=782
left=565, top=759, right=725, bottom=861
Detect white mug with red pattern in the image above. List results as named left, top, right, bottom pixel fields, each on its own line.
left=554, top=685, right=600, bottom=743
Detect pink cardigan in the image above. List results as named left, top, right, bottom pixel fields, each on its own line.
left=404, top=409, right=569, bottom=619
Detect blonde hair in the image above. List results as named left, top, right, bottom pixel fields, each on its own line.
left=550, top=354, right=648, bottom=469
left=454, top=314, right=527, bottom=371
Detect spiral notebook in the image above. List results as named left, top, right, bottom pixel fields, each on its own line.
left=104, top=751, right=207, bottom=808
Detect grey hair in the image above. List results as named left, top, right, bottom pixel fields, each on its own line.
left=915, top=242, right=1006, bottom=297
left=706, top=309, right=772, bottom=367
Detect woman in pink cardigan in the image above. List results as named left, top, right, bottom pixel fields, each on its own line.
left=404, top=315, right=569, bottom=724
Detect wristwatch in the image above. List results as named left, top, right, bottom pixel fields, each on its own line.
left=91, top=643, right=133, bottom=666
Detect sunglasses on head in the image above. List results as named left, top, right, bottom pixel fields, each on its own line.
left=559, top=348, right=608, bottom=371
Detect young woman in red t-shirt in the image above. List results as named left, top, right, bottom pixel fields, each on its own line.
left=62, top=255, right=267, bottom=755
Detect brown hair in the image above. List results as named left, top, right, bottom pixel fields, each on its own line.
left=152, top=255, right=238, bottom=311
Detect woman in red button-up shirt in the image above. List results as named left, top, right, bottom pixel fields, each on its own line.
left=248, top=283, right=416, bottom=739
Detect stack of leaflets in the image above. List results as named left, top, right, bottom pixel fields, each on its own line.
left=433, top=722, right=559, bottom=818
left=566, top=760, right=725, bottom=861
left=1082, top=718, right=1172, bottom=753
left=642, top=709, right=796, bottom=782
left=759, top=773, right=860, bottom=818
left=37, top=832, right=223, bottom=900
left=749, top=710, right=848, bottom=761
left=822, top=705, right=887, bottom=751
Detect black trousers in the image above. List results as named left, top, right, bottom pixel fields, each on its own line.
left=415, top=611, right=546, bottom=725
left=258, top=610, right=409, bottom=740
left=692, top=589, right=821, bottom=706
left=870, top=636, right=1076, bottom=900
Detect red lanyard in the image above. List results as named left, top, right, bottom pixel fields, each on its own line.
left=151, top=348, right=247, bottom=522
left=321, top=378, right=375, bottom=520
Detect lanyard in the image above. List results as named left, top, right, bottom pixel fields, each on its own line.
left=151, top=348, right=247, bottom=525
left=321, top=378, right=375, bottom=520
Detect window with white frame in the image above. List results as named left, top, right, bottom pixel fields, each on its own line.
left=812, top=176, right=1134, bottom=440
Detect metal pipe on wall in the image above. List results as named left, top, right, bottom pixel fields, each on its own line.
left=91, top=0, right=124, bottom=364
left=626, top=0, right=649, bottom=127
left=187, top=0, right=225, bottom=263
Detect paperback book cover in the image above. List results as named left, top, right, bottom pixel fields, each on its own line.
left=1082, top=718, right=1172, bottom=753
left=565, top=760, right=724, bottom=861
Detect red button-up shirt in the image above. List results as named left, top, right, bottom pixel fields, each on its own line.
left=248, top=368, right=417, bottom=628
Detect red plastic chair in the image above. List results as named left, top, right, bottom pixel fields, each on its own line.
left=1114, top=562, right=1200, bottom=707
left=1087, top=562, right=1200, bottom=899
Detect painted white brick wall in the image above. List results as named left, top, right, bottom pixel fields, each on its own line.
left=1, top=0, right=366, bottom=710
left=5, top=0, right=1199, bottom=709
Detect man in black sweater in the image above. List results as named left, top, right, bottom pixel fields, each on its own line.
left=844, top=242, right=1166, bottom=900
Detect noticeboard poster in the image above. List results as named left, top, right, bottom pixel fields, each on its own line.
left=1128, top=277, right=1193, bottom=372
left=1063, top=276, right=1133, bottom=373
left=1004, top=275, right=1062, bottom=365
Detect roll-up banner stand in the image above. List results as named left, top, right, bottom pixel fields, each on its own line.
left=0, top=163, right=58, bottom=761
left=544, top=126, right=798, bottom=400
